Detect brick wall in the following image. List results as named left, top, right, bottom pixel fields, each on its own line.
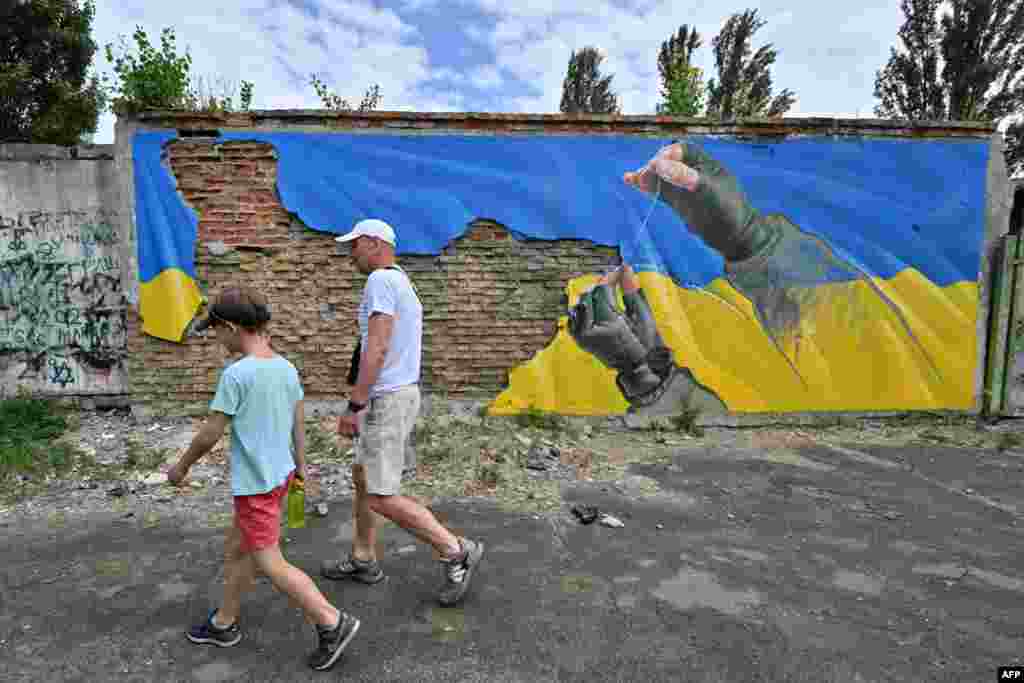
left=128, top=139, right=618, bottom=417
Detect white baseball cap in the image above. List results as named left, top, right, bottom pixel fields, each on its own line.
left=335, top=218, right=396, bottom=246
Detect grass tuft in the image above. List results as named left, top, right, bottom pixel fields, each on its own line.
left=0, top=393, right=80, bottom=485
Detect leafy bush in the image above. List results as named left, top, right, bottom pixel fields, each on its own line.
left=104, top=26, right=255, bottom=114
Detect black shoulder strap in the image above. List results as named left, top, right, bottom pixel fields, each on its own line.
left=386, top=264, right=418, bottom=297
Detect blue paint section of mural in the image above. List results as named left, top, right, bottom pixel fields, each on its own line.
left=131, top=130, right=988, bottom=342
left=203, top=132, right=985, bottom=287
left=134, top=130, right=199, bottom=283
left=133, top=130, right=988, bottom=289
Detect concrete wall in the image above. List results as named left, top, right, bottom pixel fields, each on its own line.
left=119, top=111, right=1009, bottom=421
left=0, top=144, right=128, bottom=397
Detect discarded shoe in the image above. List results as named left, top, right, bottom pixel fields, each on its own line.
left=571, top=504, right=599, bottom=525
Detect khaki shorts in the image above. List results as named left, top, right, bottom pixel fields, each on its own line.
left=355, top=384, right=421, bottom=495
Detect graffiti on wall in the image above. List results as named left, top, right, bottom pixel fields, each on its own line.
left=134, top=130, right=986, bottom=415
left=0, top=209, right=127, bottom=394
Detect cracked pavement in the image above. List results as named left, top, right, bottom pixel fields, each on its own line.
left=2, top=432, right=1024, bottom=682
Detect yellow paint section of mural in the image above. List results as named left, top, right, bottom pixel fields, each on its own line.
left=490, top=269, right=977, bottom=415
left=138, top=268, right=205, bottom=342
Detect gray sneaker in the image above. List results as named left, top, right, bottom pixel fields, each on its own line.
left=308, top=612, right=360, bottom=671
left=437, top=538, right=484, bottom=606
left=321, top=556, right=386, bottom=585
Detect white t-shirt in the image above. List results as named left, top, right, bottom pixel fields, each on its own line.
left=358, top=266, right=422, bottom=397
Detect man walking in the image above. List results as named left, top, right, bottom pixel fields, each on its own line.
left=170, top=285, right=359, bottom=672
left=322, top=218, right=484, bottom=607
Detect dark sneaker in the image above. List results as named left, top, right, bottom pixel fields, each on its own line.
left=308, top=612, right=360, bottom=671
left=437, top=537, right=484, bottom=607
left=186, top=609, right=242, bottom=647
left=321, top=556, right=386, bottom=584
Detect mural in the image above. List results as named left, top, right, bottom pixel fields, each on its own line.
left=134, top=130, right=988, bottom=414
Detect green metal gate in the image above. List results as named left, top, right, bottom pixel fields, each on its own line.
left=984, top=233, right=1024, bottom=415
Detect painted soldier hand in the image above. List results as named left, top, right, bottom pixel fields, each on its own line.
left=568, top=265, right=729, bottom=418
left=567, top=267, right=675, bottom=403
left=624, top=141, right=776, bottom=263
left=623, top=141, right=868, bottom=346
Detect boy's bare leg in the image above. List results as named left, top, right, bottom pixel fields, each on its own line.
left=253, top=544, right=340, bottom=627
left=217, top=526, right=257, bottom=625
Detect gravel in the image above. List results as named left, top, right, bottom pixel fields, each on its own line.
left=2, top=408, right=356, bottom=522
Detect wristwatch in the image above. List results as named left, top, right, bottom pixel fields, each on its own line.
left=347, top=400, right=367, bottom=414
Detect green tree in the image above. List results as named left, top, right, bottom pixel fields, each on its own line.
left=659, top=65, right=706, bottom=117
left=706, top=9, right=796, bottom=120
left=656, top=25, right=705, bottom=116
left=0, top=0, right=106, bottom=145
left=874, top=0, right=1024, bottom=175
left=559, top=47, right=622, bottom=114
left=240, top=81, right=254, bottom=111
left=874, top=0, right=1024, bottom=121
left=310, top=75, right=382, bottom=111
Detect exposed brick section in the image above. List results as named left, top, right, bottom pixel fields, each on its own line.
left=129, top=139, right=617, bottom=417
left=166, top=140, right=287, bottom=249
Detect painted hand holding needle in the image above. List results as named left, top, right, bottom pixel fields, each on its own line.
left=623, top=141, right=774, bottom=263
left=621, top=141, right=871, bottom=350
left=568, top=265, right=729, bottom=416
left=568, top=265, right=675, bottom=403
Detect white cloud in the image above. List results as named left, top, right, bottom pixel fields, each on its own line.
left=469, top=65, right=503, bottom=89
left=319, top=0, right=416, bottom=38
left=90, top=0, right=440, bottom=142
left=466, top=0, right=902, bottom=116
left=430, top=67, right=468, bottom=84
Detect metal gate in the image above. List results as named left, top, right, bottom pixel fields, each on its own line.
left=984, top=184, right=1024, bottom=415
left=984, top=234, right=1023, bottom=414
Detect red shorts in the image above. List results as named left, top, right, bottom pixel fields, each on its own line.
left=233, top=472, right=293, bottom=553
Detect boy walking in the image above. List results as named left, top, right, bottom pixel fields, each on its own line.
left=322, top=218, right=484, bottom=606
left=168, top=286, right=359, bottom=672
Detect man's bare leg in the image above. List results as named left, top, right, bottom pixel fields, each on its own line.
left=351, top=464, right=381, bottom=562
left=368, top=494, right=486, bottom=606
left=369, top=494, right=461, bottom=558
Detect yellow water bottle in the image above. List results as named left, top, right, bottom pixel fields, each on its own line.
left=287, top=475, right=306, bottom=529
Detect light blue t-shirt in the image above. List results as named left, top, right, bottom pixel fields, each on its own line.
left=210, top=354, right=303, bottom=496
left=359, top=266, right=423, bottom=397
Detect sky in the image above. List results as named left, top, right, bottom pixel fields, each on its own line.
left=89, top=0, right=908, bottom=144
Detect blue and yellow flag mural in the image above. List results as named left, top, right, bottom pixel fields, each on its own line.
left=134, top=131, right=205, bottom=341
left=134, top=130, right=987, bottom=415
